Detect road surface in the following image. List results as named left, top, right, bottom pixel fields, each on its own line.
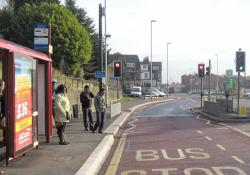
left=104, top=97, right=250, bottom=175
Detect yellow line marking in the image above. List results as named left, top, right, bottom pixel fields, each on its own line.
left=196, top=130, right=203, bottom=134
left=232, top=156, right=245, bottom=164
left=105, top=133, right=128, bottom=175
left=216, top=144, right=226, bottom=151
left=205, top=136, right=212, bottom=141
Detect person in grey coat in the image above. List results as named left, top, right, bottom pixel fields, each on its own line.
left=92, top=88, right=106, bottom=133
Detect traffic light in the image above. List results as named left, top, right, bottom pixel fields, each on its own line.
left=206, top=67, right=210, bottom=76
left=236, top=51, right=245, bottom=72
left=198, top=64, right=205, bottom=78
left=113, top=60, right=122, bottom=77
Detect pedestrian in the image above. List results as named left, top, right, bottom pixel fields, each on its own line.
left=0, top=80, right=5, bottom=147
left=80, top=85, right=94, bottom=131
left=54, top=84, right=71, bottom=145
left=93, top=88, right=106, bottom=133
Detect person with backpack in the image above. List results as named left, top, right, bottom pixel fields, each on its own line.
left=80, top=85, right=94, bottom=131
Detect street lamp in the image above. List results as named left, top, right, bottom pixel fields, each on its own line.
left=150, top=20, right=156, bottom=99
left=167, top=42, right=171, bottom=97
left=105, top=33, right=111, bottom=105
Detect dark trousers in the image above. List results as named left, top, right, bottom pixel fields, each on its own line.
left=94, top=111, right=105, bottom=132
left=56, top=122, right=67, bottom=142
left=83, top=107, right=93, bottom=130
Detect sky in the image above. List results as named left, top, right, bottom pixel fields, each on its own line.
left=72, top=0, right=250, bottom=83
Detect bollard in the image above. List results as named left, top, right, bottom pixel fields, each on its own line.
left=239, top=106, right=247, bottom=117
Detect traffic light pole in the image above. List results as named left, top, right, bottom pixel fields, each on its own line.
left=208, top=59, right=211, bottom=102
left=201, top=78, right=203, bottom=109
left=237, top=72, right=240, bottom=114
left=117, top=79, right=119, bottom=99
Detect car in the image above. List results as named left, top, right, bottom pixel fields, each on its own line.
left=151, top=88, right=166, bottom=97
left=130, top=86, right=142, bottom=97
left=142, top=88, right=159, bottom=97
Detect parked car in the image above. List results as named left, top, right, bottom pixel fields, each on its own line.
left=151, top=88, right=166, bottom=97
left=143, top=88, right=159, bottom=97
left=130, top=86, right=142, bottom=97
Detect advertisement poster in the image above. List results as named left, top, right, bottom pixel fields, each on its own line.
left=14, top=55, right=33, bottom=152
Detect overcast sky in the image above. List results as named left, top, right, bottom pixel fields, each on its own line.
left=73, top=0, right=250, bottom=83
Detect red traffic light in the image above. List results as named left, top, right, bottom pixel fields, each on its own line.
left=198, top=64, right=205, bottom=78
left=115, top=63, right=120, bottom=68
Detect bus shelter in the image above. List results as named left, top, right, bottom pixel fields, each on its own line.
left=0, top=39, right=53, bottom=165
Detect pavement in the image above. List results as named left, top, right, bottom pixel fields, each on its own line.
left=0, top=97, right=173, bottom=175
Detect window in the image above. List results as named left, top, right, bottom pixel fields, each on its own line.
left=126, top=63, right=135, bottom=67
left=141, top=65, right=148, bottom=71
left=153, top=66, right=160, bottom=70
left=141, top=72, right=149, bottom=79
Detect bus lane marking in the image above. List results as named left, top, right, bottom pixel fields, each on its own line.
left=216, top=144, right=226, bottom=151
left=196, top=130, right=203, bottom=134
left=232, top=156, right=245, bottom=164
left=205, top=136, right=212, bottom=141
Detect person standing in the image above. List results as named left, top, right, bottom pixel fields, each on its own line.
left=93, top=88, right=106, bottom=133
left=80, top=85, right=94, bottom=131
left=54, top=84, right=71, bottom=145
left=0, top=80, right=5, bottom=146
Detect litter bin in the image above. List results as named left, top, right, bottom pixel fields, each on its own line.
left=73, top=104, right=80, bottom=118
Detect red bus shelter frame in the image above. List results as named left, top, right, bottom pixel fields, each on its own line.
left=0, top=39, right=53, bottom=165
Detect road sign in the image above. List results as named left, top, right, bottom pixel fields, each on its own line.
left=34, top=24, right=49, bottom=51
left=95, top=71, right=106, bottom=78
left=33, top=44, right=48, bottom=50
left=34, top=38, right=48, bottom=45
left=225, top=69, right=234, bottom=89
left=110, top=77, right=119, bottom=81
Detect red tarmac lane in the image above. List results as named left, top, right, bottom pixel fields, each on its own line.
left=112, top=100, right=250, bottom=175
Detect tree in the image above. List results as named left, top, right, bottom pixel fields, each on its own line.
left=65, top=0, right=100, bottom=79
left=65, top=0, right=95, bottom=35
left=8, top=0, right=60, bottom=11
left=5, top=3, right=92, bottom=76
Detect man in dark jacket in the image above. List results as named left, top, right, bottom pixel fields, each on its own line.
left=80, top=85, right=94, bottom=131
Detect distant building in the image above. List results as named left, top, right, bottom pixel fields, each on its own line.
left=108, top=54, right=162, bottom=92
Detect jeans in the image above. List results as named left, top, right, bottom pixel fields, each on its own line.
left=83, top=107, right=93, bottom=130
left=93, top=111, right=105, bottom=132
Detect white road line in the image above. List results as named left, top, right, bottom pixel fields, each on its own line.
left=205, top=136, right=212, bottom=141
left=217, top=127, right=228, bottom=130
left=125, top=116, right=138, bottom=132
left=232, top=156, right=245, bottom=164
left=220, top=123, right=250, bottom=137
left=216, top=144, right=226, bottom=151
left=196, top=130, right=203, bottom=134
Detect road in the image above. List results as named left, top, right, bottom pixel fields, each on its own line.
left=103, top=97, right=250, bottom=175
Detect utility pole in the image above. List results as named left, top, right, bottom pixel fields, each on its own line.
left=99, top=4, right=103, bottom=91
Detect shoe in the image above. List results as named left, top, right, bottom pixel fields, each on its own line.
left=85, top=128, right=89, bottom=131
left=64, top=141, right=70, bottom=144
left=92, top=130, right=95, bottom=133
left=98, top=130, right=103, bottom=133
left=59, top=141, right=68, bottom=145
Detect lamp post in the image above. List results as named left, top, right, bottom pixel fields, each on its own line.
left=105, top=33, right=111, bottom=105
left=150, top=20, right=156, bottom=99
left=104, top=0, right=109, bottom=104
left=167, top=42, right=171, bottom=97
